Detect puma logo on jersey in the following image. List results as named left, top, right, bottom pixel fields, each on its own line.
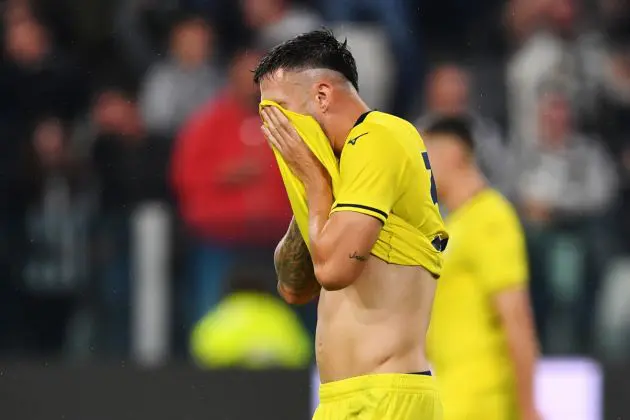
left=348, top=132, right=369, bottom=145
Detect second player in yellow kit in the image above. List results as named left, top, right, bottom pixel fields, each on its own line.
left=428, top=189, right=526, bottom=419
left=423, top=117, right=540, bottom=420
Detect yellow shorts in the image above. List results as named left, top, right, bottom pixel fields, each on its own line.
left=442, top=391, right=518, bottom=420
left=313, top=373, right=443, bottom=420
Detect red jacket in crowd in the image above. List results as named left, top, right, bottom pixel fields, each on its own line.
left=171, top=91, right=291, bottom=245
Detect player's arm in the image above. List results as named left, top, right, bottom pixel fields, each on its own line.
left=494, top=288, right=540, bottom=420
left=478, top=219, right=540, bottom=420
left=274, top=217, right=321, bottom=305
left=305, top=133, right=403, bottom=291
left=305, top=185, right=384, bottom=291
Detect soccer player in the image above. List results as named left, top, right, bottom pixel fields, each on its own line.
left=423, top=117, right=540, bottom=420
left=254, top=30, right=448, bottom=419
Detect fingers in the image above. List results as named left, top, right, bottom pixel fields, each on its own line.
left=261, top=108, right=279, bottom=149
left=260, top=107, right=308, bottom=164
left=261, top=124, right=281, bottom=151
left=262, top=106, right=280, bottom=126
left=260, top=109, right=284, bottom=153
left=262, top=108, right=284, bottom=146
left=262, top=107, right=298, bottom=145
left=268, top=106, right=291, bottom=126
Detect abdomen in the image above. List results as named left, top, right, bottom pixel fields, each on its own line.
left=315, top=257, right=436, bottom=383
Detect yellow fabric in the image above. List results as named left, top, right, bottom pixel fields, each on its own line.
left=426, top=189, right=528, bottom=417
left=313, top=373, right=443, bottom=420
left=259, top=100, right=341, bottom=250
left=259, top=101, right=448, bottom=275
left=441, top=392, right=518, bottom=420
left=190, top=292, right=311, bottom=369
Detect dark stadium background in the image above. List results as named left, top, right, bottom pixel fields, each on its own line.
left=1, top=0, right=629, bottom=418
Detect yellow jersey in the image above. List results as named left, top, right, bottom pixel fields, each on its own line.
left=262, top=101, right=448, bottom=277
left=330, top=111, right=448, bottom=275
left=427, top=189, right=528, bottom=410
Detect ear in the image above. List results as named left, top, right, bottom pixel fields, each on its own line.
left=316, top=82, right=333, bottom=113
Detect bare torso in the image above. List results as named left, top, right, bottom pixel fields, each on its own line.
left=316, top=255, right=436, bottom=383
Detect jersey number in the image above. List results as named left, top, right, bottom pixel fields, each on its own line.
left=421, top=151, right=438, bottom=205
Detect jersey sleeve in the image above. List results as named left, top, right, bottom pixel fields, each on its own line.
left=330, top=131, right=405, bottom=224
left=475, top=213, right=529, bottom=294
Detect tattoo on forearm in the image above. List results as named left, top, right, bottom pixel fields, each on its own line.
left=349, top=251, right=367, bottom=261
left=275, top=220, right=319, bottom=295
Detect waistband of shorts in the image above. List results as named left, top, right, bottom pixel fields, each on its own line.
left=319, top=373, right=438, bottom=402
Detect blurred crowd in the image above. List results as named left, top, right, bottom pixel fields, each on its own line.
left=0, top=0, right=630, bottom=367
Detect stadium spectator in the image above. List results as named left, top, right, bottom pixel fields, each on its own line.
left=416, top=64, right=513, bottom=197
left=517, top=86, right=618, bottom=353
left=330, top=24, right=394, bottom=111
left=17, top=116, right=94, bottom=356
left=596, top=36, right=630, bottom=246
left=320, top=0, right=421, bottom=117
left=171, top=47, right=291, bottom=324
left=0, top=7, right=87, bottom=130
left=506, top=0, right=604, bottom=147
left=518, top=87, right=617, bottom=223
left=90, top=86, right=171, bottom=356
left=241, top=0, right=321, bottom=49
left=190, top=270, right=311, bottom=369
left=113, top=0, right=178, bottom=78
left=0, top=5, right=88, bottom=355
left=139, top=14, right=222, bottom=137
left=180, top=0, right=249, bottom=58
left=92, top=87, right=171, bottom=211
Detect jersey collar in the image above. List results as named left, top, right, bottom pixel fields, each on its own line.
left=353, top=110, right=373, bottom=127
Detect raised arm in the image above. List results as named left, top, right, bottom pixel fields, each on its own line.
left=274, top=218, right=321, bottom=305
left=307, top=131, right=404, bottom=290
left=260, top=107, right=399, bottom=292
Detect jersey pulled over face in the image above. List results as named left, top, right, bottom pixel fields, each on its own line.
left=264, top=100, right=448, bottom=276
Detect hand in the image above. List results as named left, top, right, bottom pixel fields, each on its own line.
left=260, top=106, right=327, bottom=188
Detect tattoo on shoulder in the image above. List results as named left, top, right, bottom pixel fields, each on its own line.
left=349, top=251, right=367, bottom=261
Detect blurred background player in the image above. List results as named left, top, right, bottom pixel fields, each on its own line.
left=424, top=117, right=540, bottom=420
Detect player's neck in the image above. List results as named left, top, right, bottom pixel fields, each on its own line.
left=443, top=169, right=487, bottom=213
left=329, top=96, right=370, bottom=154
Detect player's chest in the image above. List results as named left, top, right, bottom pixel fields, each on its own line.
left=441, top=225, right=477, bottom=273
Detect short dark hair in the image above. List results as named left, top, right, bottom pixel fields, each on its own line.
left=424, top=116, right=475, bottom=151
left=253, top=29, right=359, bottom=91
